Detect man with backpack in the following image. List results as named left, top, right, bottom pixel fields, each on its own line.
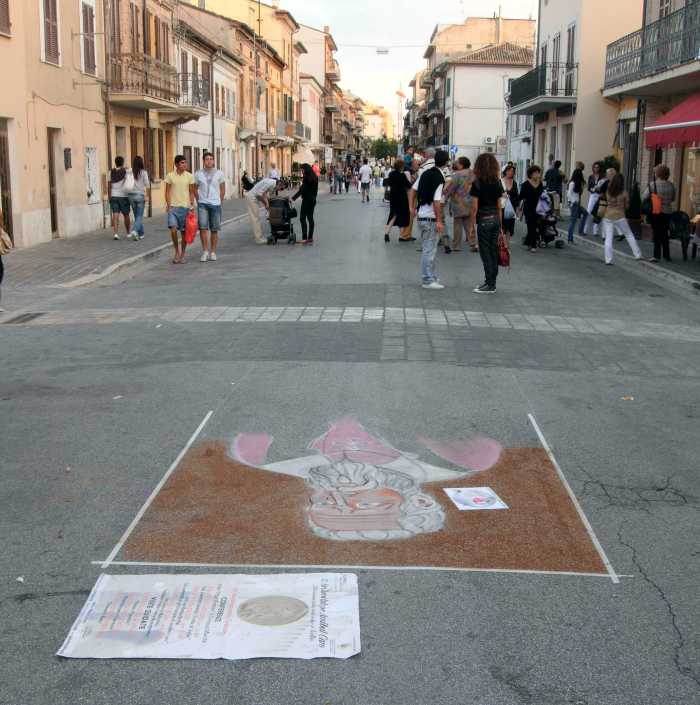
left=409, top=149, right=449, bottom=289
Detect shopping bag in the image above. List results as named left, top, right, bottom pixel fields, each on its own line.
left=498, top=231, right=510, bottom=268
left=184, top=210, right=198, bottom=244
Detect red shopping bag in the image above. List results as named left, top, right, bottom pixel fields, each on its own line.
left=184, top=210, right=198, bottom=244
left=498, top=231, right=510, bottom=268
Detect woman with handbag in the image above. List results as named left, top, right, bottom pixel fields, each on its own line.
left=583, top=161, right=607, bottom=237
left=600, top=172, right=642, bottom=265
left=519, top=165, right=544, bottom=252
left=469, top=152, right=505, bottom=294
left=500, top=164, right=519, bottom=243
left=567, top=162, right=586, bottom=242
left=643, top=164, right=676, bottom=262
left=292, top=163, right=319, bottom=245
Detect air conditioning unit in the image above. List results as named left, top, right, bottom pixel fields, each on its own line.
left=483, top=136, right=496, bottom=145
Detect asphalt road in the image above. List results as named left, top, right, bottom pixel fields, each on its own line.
left=2, top=187, right=699, bottom=705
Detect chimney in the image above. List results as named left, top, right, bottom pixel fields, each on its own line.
left=496, top=6, right=502, bottom=44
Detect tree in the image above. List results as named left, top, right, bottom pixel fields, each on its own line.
left=370, top=137, right=399, bottom=161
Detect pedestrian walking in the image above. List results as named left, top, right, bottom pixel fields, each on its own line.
left=334, top=163, right=344, bottom=194
left=359, top=159, right=372, bottom=203
left=384, top=159, right=412, bottom=243
left=292, top=164, right=319, bottom=245
left=373, top=163, right=382, bottom=188
left=470, top=152, right=505, bottom=294
left=245, top=175, right=278, bottom=243
left=194, top=152, right=227, bottom=262
left=127, top=156, right=150, bottom=241
left=600, top=171, right=642, bottom=265
left=544, top=159, right=564, bottom=215
left=643, top=164, right=676, bottom=262
left=519, top=165, right=544, bottom=252
left=164, top=155, right=196, bottom=264
left=583, top=161, right=607, bottom=236
left=108, top=156, right=132, bottom=240
left=567, top=161, right=586, bottom=242
left=344, top=166, right=352, bottom=194
left=409, top=149, right=449, bottom=289
left=443, top=157, right=475, bottom=252
left=500, top=163, right=519, bottom=245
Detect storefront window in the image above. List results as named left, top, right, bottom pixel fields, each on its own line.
left=681, top=146, right=700, bottom=216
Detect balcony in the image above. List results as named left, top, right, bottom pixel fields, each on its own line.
left=603, top=0, right=700, bottom=97
left=109, top=54, right=178, bottom=109
left=326, top=58, right=341, bottom=82
left=509, top=63, right=578, bottom=115
left=325, top=97, right=340, bottom=112
left=427, top=97, right=443, bottom=116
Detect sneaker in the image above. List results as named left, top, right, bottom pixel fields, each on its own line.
left=113, top=233, right=120, bottom=240
left=384, top=233, right=390, bottom=243
left=128, top=231, right=137, bottom=240
left=138, top=234, right=144, bottom=241
left=422, top=281, right=445, bottom=290
left=209, top=252, right=217, bottom=261
left=473, top=284, right=496, bottom=294
left=200, top=251, right=209, bottom=262
left=444, top=245, right=452, bottom=254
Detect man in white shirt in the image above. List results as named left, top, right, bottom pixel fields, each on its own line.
left=194, top=152, right=226, bottom=262
left=269, top=163, right=280, bottom=180
left=245, top=177, right=278, bottom=243
left=358, top=158, right=373, bottom=203
left=408, top=149, right=449, bottom=289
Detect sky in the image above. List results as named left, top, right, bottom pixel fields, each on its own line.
left=282, top=0, right=538, bottom=134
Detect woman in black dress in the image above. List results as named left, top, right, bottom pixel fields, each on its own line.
left=519, top=165, right=544, bottom=252
left=500, top=164, right=519, bottom=242
left=384, top=159, right=412, bottom=242
left=292, top=163, right=319, bottom=245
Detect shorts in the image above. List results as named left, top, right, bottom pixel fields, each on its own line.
left=167, top=206, right=189, bottom=231
left=110, top=197, right=130, bottom=216
left=198, top=203, right=221, bottom=231
left=361, top=182, right=370, bottom=191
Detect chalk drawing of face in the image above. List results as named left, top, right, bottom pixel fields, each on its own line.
left=231, top=418, right=502, bottom=542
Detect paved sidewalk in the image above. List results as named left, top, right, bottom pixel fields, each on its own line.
left=5, top=197, right=249, bottom=288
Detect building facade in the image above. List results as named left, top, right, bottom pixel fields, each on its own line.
left=0, top=0, right=108, bottom=247
left=603, top=0, right=700, bottom=217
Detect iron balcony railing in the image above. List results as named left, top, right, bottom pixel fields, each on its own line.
left=509, top=62, right=578, bottom=108
left=604, top=0, right=700, bottom=89
left=109, top=54, right=179, bottom=102
left=178, top=73, right=210, bottom=109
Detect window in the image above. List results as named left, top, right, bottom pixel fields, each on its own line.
left=201, top=61, right=211, bottom=99
left=43, top=0, right=60, bottom=64
left=81, top=2, right=96, bottom=75
left=193, top=146, right=201, bottom=170
left=0, top=0, right=11, bottom=34
left=157, top=128, right=165, bottom=180
left=181, top=51, right=188, bottom=93
left=659, top=0, right=673, bottom=18
left=566, top=24, right=576, bottom=66
left=215, top=83, right=220, bottom=114
left=539, top=42, right=547, bottom=67
left=445, top=77, right=451, bottom=98
left=129, top=2, right=140, bottom=54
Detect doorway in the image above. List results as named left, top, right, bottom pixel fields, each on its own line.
left=0, top=119, right=13, bottom=241
left=47, top=128, right=60, bottom=238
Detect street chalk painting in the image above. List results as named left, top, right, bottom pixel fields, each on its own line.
left=231, top=417, right=502, bottom=541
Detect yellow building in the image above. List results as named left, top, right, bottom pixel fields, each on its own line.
left=0, top=0, right=108, bottom=247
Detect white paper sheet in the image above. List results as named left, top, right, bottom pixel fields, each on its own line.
left=443, top=487, right=509, bottom=511
left=57, top=573, right=360, bottom=660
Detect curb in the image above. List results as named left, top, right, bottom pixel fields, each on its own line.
left=57, top=213, right=249, bottom=289
left=558, top=228, right=700, bottom=297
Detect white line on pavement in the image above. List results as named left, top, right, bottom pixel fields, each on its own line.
left=91, top=560, right=632, bottom=580
left=528, top=413, right=620, bottom=584
left=100, top=409, right=214, bottom=569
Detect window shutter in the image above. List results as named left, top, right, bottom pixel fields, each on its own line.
left=153, top=17, right=160, bottom=61
left=144, top=10, right=151, bottom=56
left=83, top=3, right=96, bottom=75
left=0, top=0, right=11, bottom=34
left=215, top=83, right=219, bottom=114
left=201, top=61, right=210, bottom=99
left=181, top=50, right=188, bottom=93
left=158, top=128, right=165, bottom=180
left=44, top=0, right=60, bottom=64
left=162, top=23, right=169, bottom=64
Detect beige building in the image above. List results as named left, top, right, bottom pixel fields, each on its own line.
left=0, top=0, right=108, bottom=248
left=508, top=0, right=642, bottom=179
left=363, top=104, right=394, bottom=140
left=602, top=0, right=700, bottom=217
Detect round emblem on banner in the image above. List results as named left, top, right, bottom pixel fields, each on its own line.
left=237, top=596, right=309, bottom=626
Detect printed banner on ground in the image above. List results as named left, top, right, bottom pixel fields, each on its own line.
left=443, top=487, right=509, bottom=511
left=57, top=573, right=360, bottom=660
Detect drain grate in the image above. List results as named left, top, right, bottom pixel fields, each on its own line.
left=3, top=312, right=46, bottom=325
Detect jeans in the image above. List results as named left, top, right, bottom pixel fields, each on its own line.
left=334, top=176, right=344, bottom=194
left=128, top=194, right=145, bottom=236
left=418, top=219, right=439, bottom=284
left=602, top=217, right=641, bottom=263
left=567, top=201, right=583, bottom=241
left=300, top=198, right=316, bottom=239
left=477, top=217, right=500, bottom=287
left=651, top=213, right=671, bottom=260
left=167, top=207, right=188, bottom=232
left=197, top=203, right=222, bottom=232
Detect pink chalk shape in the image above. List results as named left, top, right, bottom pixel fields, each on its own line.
left=232, top=433, right=274, bottom=466
left=416, top=435, right=502, bottom=473
left=310, top=417, right=401, bottom=464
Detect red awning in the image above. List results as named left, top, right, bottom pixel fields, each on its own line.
left=645, top=93, right=700, bottom=149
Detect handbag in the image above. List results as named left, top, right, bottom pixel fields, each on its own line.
left=594, top=196, right=608, bottom=224
left=123, top=169, right=135, bottom=193
left=642, top=177, right=662, bottom=217
left=497, top=231, right=510, bottom=268
left=184, top=210, right=198, bottom=245
left=0, top=227, right=13, bottom=255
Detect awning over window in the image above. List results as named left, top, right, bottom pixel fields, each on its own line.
left=645, top=93, right=700, bottom=149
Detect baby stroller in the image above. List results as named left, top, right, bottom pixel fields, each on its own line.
left=267, top=197, right=297, bottom=245
left=536, top=191, right=564, bottom=248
